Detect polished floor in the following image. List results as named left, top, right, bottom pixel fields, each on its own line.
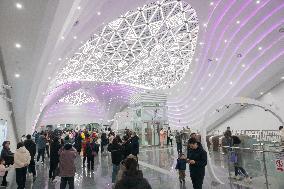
left=6, top=145, right=256, bottom=189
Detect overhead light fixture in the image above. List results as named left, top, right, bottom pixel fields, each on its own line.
left=61, top=36, right=65, bottom=40
left=48, top=77, right=51, bottom=80
left=215, top=58, right=219, bottom=61
left=195, top=58, right=199, bottom=61
left=15, top=3, right=23, bottom=9
left=236, top=20, right=240, bottom=24
left=258, top=46, right=262, bottom=50
left=203, top=23, right=207, bottom=27
left=97, top=12, right=101, bottom=15
left=58, top=58, right=62, bottom=61
left=229, top=81, right=233, bottom=85
left=77, top=6, right=81, bottom=10
left=281, top=76, right=284, bottom=80
left=224, top=39, right=227, bottom=43
left=200, top=87, right=204, bottom=90
left=73, top=36, right=77, bottom=39
left=210, top=2, right=214, bottom=6
left=241, top=64, right=246, bottom=68
left=48, top=62, right=52, bottom=65
left=14, top=73, right=20, bottom=78
left=208, top=73, right=212, bottom=77
left=15, top=43, right=21, bottom=48
left=260, top=92, right=264, bottom=95
left=256, top=0, right=260, bottom=4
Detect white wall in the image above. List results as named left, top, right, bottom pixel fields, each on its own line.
left=216, top=81, right=284, bottom=131
left=0, top=67, right=17, bottom=150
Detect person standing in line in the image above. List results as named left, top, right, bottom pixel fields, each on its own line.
left=0, top=141, right=14, bottom=186
left=175, top=131, right=183, bottom=154
left=49, top=137, right=61, bottom=181
left=166, top=127, right=172, bottom=146
left=45, top=133, right=50, bottom=158
left=131, top=132, right=139, bottom=157
left=14, top=142, right=31, bottom=189
left=59, top=143, right=77, bottom=189
left=187, top=138, right=207, bottom=189
left=24, top=134, right=37, bottom=180
left=36, top=132, right=46, bottom=164
left=108, top=137, right=123, bottom=184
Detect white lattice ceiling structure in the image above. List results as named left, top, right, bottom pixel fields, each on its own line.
left=58, top=89, right=97, bottom=106
left=49, top=0, right=199, bottom=91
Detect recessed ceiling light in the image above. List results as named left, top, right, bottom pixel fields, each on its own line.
left=203, top=23, right=207, bottom=27
left=77, top=6, right=81, bottom=10
left=258, top=46, right=262, bottom=50
left=97, top=12, right=101, bottom=15
left=61, top=36, right=65, bottom=40
left=15, top=73, right=20, bottom=78
left=48, top=62, right=52, bottom=65
left=236, top=20, right=240, bottom=24
left=224, top=39, right=227, bottom=43
left=190, top=71, right=193, bottom=74
left=15, top=3, right=23, bottom=9
left=210, top=2, right=214, bottom=6
left=256, top=0, right=260, bottom=4
left=229, top=81, right=233, bottom=85
left=208, top=73, right=212, bottom=77
left=80, top=41, right=83, bottom=44
left=15, top=43, right=21, bottom=48
left=199, top=42, right=204, bottom=45
left=58, top=58, right=62, bottom=61
left=241, top=64, right=246, bottom=68
left=73, top=36, right=77, bottom=39
left=260, top=92, right=264, bottom=95
left=200, top=87, right=204, bottom=90
left=281, top=76, right=284, bottom=80
left=48, top=77, right=51, bottom=80
left=215, top=58, right=219, bottom=61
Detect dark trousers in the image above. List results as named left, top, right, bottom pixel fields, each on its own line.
left=87, top=155, right=94, bottom=170
left=28, top=159, right=36, bottom=176
left=83, top=156, right=86, bottom=167
left=49, top=161, right=58, bottom=179
left=191, top=175, right=204, bottom=189
left=1, top=171, right=8, bottom=186
left=45, top=145, right=50, bottom=158
left=177, top=142, right=182, bottom=154
left=37, top=148, right=45, bottom=162
left=167, top=137, right=173, bottom=146
left=60, top=177, right=74, bottom=189
left=16, top=167, right=27, bottom=189
left=235, top=166, right=248, bottom=177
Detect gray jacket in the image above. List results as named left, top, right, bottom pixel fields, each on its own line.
left=37, top=135, right=46, bottom=149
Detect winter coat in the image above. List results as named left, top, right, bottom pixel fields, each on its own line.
left=108, top=143, right=123, bottom=165
left=24, top=139, right=36, bottom=159
left=50, top=140, right=62, bottom=164
left=122, top=140, right=132, bottom=159
left=187, top=146, right=207, bottom=177
left=175, top=134, right=182, bottom=144
left=114, top=170, right=152, bottom=189
left=37, top=135, right=46, bottom=150
left=175, top=158, right=187, bottom=171
left=131, top=136, right=139, bottom=156
left=59, top=144, right=77, bottom=177
left=14, top=147, right=31, bottom=169
left=0, top=164, right=9, bottom=176
left=1, top=147, right=14, bottom=165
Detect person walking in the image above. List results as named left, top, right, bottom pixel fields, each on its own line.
left=175, top=153, right=187, bottom=184
left=0, top=141, right=14, bottom=186
left=24, top=134, right=37, bottom=180
left=131, top=132, right=139, bottom=157
left=85, top=139, right=96, bottom=170
left=166, top=127, right=172, bottom=146
left=108, top=136, right=123, bottom=184
left=114, top=158, right=152, bottom=189
left=175, top=131, right=183, bottom=154
left=187, top=138, right=207, bottom=189
left=49, top=137, right=61, bottom=181
left=59, top=143, right=77, bottom=189
left=14, top=142, right=31, bottom=189
left=36, top=132, right=46, bottom=164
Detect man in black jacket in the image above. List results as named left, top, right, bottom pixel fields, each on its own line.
left=187, top=138, right=207, bottom=189
left=24, top=134, right=36, bottom=179
left=108, top=137, right=123, bottom=184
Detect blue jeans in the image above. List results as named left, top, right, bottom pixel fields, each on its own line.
left=112, top=164, right=119, bottom=183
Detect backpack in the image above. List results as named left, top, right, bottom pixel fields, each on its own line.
left=232, top=136, right=241, bottom=145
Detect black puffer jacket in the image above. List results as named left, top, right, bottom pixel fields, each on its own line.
left=108, top=143, right=123, bottom=165
left=114, top=170, right=152, bottom=189
left=187, top=146, right=207, bottom=177
left=24, top=139, right=36, bottom=159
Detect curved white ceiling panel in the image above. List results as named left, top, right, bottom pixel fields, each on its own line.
left=49, top=0, right=199, bottom=91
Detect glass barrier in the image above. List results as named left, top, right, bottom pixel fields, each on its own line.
left=221, top=146, right=284, bottom=189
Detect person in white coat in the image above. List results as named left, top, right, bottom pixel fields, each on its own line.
left=14, top=142, right=31, bottom=189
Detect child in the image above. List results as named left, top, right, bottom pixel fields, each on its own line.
left=175, top=153, right=187, bottom=184
left=0, top=158, right=10, bottom=185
